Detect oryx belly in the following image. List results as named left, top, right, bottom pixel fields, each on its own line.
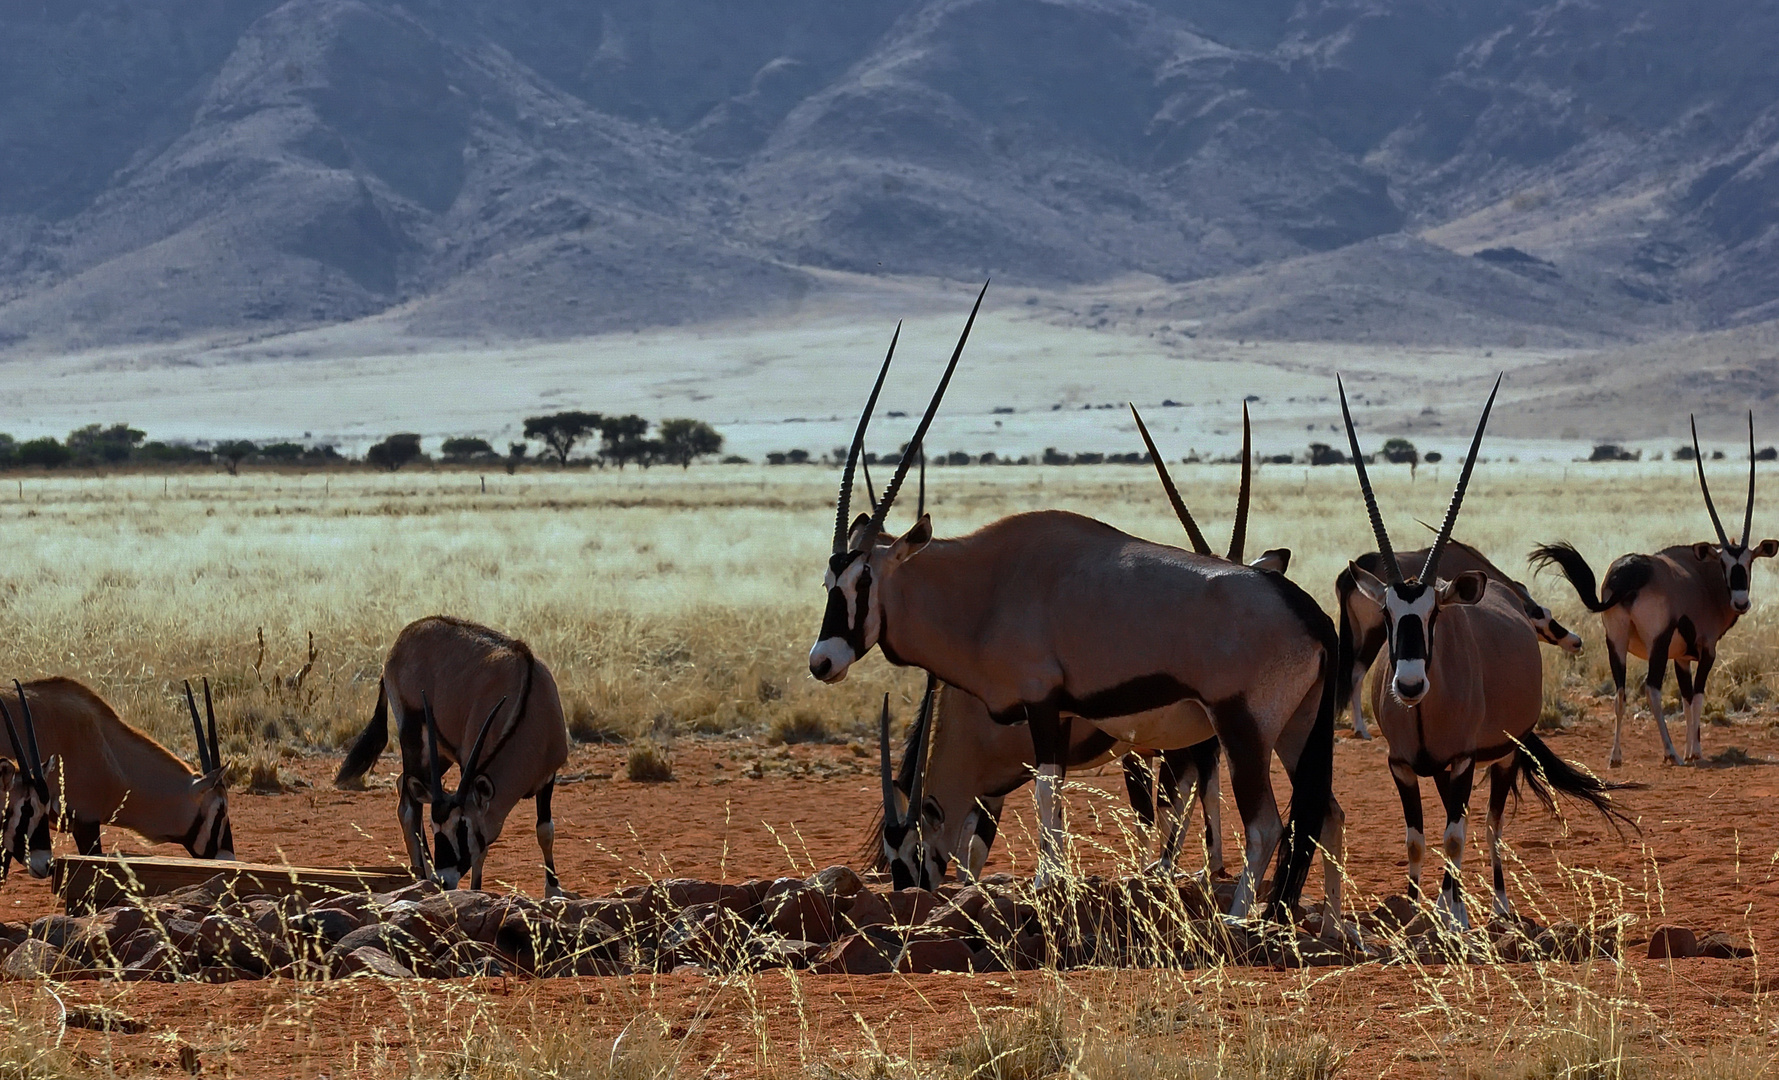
left=1086, top=700, right=1214, bottom=750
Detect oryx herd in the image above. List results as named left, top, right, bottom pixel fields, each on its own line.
left=814, top=285, right=1769, bottom=933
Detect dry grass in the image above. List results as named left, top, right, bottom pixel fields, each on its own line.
left=626, top=740, right=675, bottom=784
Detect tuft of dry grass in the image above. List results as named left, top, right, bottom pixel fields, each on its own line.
left=766, top=708, right=832, bottom=745
left=626, top=740, right=675, bottom=783
left=945, top=1001, right=1072, bottom=1080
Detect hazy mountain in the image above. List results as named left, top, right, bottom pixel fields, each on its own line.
left=3, top=0, right=1778, bottom=353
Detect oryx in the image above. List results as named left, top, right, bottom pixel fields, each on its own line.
left=335, top=616, right=569, bottom=895
left=1338, top=377, right=1630, bottom=928
left=1338, top=539, right=1583, bottom=739
left=810, top=285, right=1339, bottom=923
left=1531, top=413, right=1777, bottom=766
left=0, top=677, right=233, bottom=879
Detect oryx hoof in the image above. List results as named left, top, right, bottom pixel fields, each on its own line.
left=1607, top=756, right=1623, bottom=769
left=1352, top=727, right=1373, bottom=741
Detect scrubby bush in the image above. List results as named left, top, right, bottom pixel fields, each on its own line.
left=17, top=437, right=70, bottom=468
left=366, top=433, right=424, bottom=471
left=657, top=419, right=723, bottom=468
left=215, top=439, right=257, bottom=475
left=1381, top=437, right=1419, bottom=465
left=441, top=436, right=496, bottom=462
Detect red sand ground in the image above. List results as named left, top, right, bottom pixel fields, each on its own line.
left=6, top=704, right=1779, bottom=1077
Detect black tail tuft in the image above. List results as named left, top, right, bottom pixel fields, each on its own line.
left=334, top=684, right=390, bottom=788
left=1266, top=595, right=1339, bottom=921
left=1514, top=732, right=1640, bottom=835
left=1528, top=542, right=1615, bottom=612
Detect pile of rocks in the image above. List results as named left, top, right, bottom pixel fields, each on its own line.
left=0, top=868, right=1748, bottom=982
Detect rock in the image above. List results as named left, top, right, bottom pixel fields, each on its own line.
left=1532, top=922, right=1597, bottom=963
left=765, top=885, right=836, bottom=944
left=333, top=924, right=439, bottom=976
left=162, top=919, right=203, bottom=951
left=292, top=908, right=364, bottom=947
left=372, top=880, right=441, bottom=906
left=660, top=905, right=754, bottom=972
left=2, top=939, right=94, bottom=980
left=807, top=865, right=865, bottom=899
left=119, top=941, right=187, bottom=981
left=551, top=897, right=641, bottom=935
left=196, top=914, right=290, bottom=976
left=839, top=890, right=893, bottom=932
left=925, top=886, right=992, bottom=937
left=885, top=889, right=939, bottom=926
left=1699, top=931, right=1755, bottom=959
left=811, top=933, right=898, bottom=975
left=968, top=945, right=1009, bottom=973
left=193, top=965, right=257, bottom=983
left=1010, top=930, right=1048, bottom=971
left=28, top=914, right=88, bottom=951
left=749, top=936, right=824, bottom=971
left=646, top=879, right=754, bottom=920
left=1367, top=895, right=1423, bottom=934
left=164, top=875, right=232, bottom=908
left=335, top=946, right=415, bottom=979
left=899, top=936, right=975, bottom=974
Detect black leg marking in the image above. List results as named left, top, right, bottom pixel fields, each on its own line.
left=1645, top=627, right=1673, bottom=691
left=1607, top=643, right=1627, bottom=693
left=1674, top=662, right=1694, bottom=702
left=1486, top=759, right=1516, bottom=915
left=1122, top=754, right=1156, bottom=828
left=1392, top=764, right=1425, bottom=898
left=536, top=777, right=560, bottom=896
left=1431, top=760, right=1475, bottom=927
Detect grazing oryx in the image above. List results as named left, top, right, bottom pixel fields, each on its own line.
left=335, top=617, right=569, bottom=895
left=1338, top=539, right=1584, bottom=739
left=1338, top=377, right=1630, bottom=928
left=810, top=284, right=1339, bottom=923
left=1532, top=414, right=1778, bottom=766
left=0, top=677, right=233, bottom=879
left=872, top=674, right=1225, bottom=890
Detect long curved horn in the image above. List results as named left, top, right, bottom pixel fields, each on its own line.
left=878, top=694, right=898, bottom=825
left=916, top=446, right=926, bottom=519
left=0, top=698, right=31, bottom=783
left=422, top=692, right=444, bottom=804
left=1228, top=401, right=1251, bottom=562
left=203, top=677, right=220, bottom=774
left=866, top=282, right=988, bottom=537
left=1744, top=409, right=1756, bottom=547
left=834, top=324, right=901, bottom=555
left=13, top=683, right=43, bottom=789
left=1691, top=415, right=1732, bottom=549
left=184, top=680, right=211, bottom=773
left=1130, top=404, right=1212, bottom=555
left=861, top=455, right=878, bottom=515
left=1337, top=376, right=1401, bottom=584
left=1421, top=373, right=1502, bottom=584
left=461, top=697, right=507, bottom=781
left=903, top=674, right=937, bottom=828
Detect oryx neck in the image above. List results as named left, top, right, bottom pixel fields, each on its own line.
left=877, top=536, right=992, bottom=689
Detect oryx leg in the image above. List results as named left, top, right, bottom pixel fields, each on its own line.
left=1318, top=795, right=1347, bottom=939
left=1688, top=646, right=1715, bottom=763
left=1218, top=703, right=1281, bottom=921
left=1486, top=758, right=1517, bottom=920
left=1390, top=760, right=1425, bottom=899
left=1122, top=753, right=1156, bottom=829
left=70, top=818, right=101, bottom=857
left=1606, top=635, right=1629, bottom=768
left=393, top=702, right=433, bottom=879
left=1025, top=704, right=1070, bottom=886
left=1643, top=626, right=1684, bottom=765
left=1674, top=660, right=1697, bottom=764
left=1431, top=758, right=1475, bottom=932
left=536, top=776, right=561, bottom=897
left=961, top=797, right=1002, bottom=882
left=1349, top=659, right=1372, bottom=740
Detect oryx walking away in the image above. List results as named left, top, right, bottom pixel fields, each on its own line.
left=335, top=617, right=569, bottom=895
left=810, top=286, right=1339, bottom=923
left=1531, top=413, right=1777, bottom=766
left=1338, top=539, right=1583, bottom=739
left=0, top=677, right=233, bottom=879
left=1338, top=377, right=1630, bottom=928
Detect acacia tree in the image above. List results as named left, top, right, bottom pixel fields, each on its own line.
left=599, top=414, right=650, bottom=469
left=523, top=412, right=603, bottom=465
left=366, top=433, right=424, bottom=471
left=215, top=440, right=257, bottom=476
left=657, top=419, right=724, bottom=469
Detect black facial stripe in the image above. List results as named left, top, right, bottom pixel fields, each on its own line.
left=1730, top=564, right=1750, bottom=591
left=1393, top=615, right=1427, bottom=661
left=817, top=586, right=852, bottom=643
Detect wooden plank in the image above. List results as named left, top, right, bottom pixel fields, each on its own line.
left=54, top=855, right=415, bottom=914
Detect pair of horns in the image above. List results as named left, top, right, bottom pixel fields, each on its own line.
left=859, top=446, right=926, bottom=523
left=0, top=682, right=45, bottom=793
left=832, top=283, right=988, bottom=555
left=183, top=678, right=221, bottom=775
left=422, top=692, right=506, bottom=804
left=1339, top=374, right=1501, bottom=586
left=879, top=673, right=937, bottom=834
left=1691, top=411, right=1757, bottom=551
left=1130, top=402, right=1250, bottom=561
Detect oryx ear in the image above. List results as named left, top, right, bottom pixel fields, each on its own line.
left=1439, top=570, right=1488, bottom=606
left=404, top=774, right=431, bottom=806
left=1756, top=539, right=1779, bottom=559
left=1250, top=547, right=1291, bottom=574
left=889, top=514, right=933, bottom=564
left=847, top=512, right=876, bottom=552
left=191, top=767, right=226, bottom=791
left=1348, top=561, right=1389, bottom=606
left=0, top=759, right=15, bottom=791
left=469, top=773, right=495, bottom=811
left=1694, top=541, right=1718, bottom=561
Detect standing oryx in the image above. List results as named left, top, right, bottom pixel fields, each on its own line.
left=0, top=677, right=233, bottom=879
left=810, top=285, right=1339, bottom=923
left=335, top=616, right=569, bottom=895
left=1338, top=539, right=1583, bottom=739
left=1531, top=413, right=1778, bottom=766
left=1338, top=377, right=1629, bottom=928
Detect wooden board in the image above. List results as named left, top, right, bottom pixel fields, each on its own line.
left=53, top=854, right=415, bottom=914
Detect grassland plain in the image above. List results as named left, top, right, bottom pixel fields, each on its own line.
left=3, top=460, right=1779, bottom=1078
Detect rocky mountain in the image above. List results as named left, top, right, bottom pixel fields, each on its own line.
left=3, top=0, right=1779, bottom=353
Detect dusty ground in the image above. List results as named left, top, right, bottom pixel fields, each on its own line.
left=6, top=695, right=1779, bottom=1077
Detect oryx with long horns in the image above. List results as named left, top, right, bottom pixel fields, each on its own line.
left=0, top=677, right=233, bottom=879
left=1531, top=413, right=1777, bottom=766
left=811, top=285, right=1340, bottom=923
left=335, top=616, right=569, bottom=894
left=1338, top=538, right=1583, bottom=740
left=1339, top=377, right=1631, bottom=927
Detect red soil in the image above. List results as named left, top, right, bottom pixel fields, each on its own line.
left=7, top=704, right=1779, bottom=1077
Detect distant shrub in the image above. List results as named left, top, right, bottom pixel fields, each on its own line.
left=657, top=418, right=724, bottom=468
left=627, top=740, right=674, bottom=783
left=1381, top=437, right=1418, bottom=465
left=979, top=452, right=998, bottom=465
left=1073, top=452, right=1105, bottom=465
left=258, top=442, right=305, bottom=462
left=16, top=437, right=68, bottom=468
left=137, top=441, right=212, bottom=465
left=1423, top=451, right=1443, bottom=463
left=1043, top=447, right=1070, bottom=465
left=1759, top=446, right=1778, bottom=461
left=1308, top=442, right=1346, bottom=466
left=366, top=433, right=424, bottom=471
left=67, top=423, right=145, bottom=465
left=215, top=439, right=257, bottom=475
left=720, top=454, right=749, bottom=464
left=785, top=449, right=810, bottom=464
left=767, top=709, right=832, bottom=745
left=441, top=436, right=496, bottom=462
left=1589, top=444, right=1639, bottom=462
left=945, top=451, right=971, bottom=466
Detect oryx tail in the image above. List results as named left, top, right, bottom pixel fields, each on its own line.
left=334, top=683, right=390, bottom=786
left=1513, top=732, right=1638, bottom=833
left=1528, top=542, right=1645, bottom=613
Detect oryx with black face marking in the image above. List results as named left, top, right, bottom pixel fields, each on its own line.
left=335, top=616, right=569, bottom=895
left=0, top=677, right=233, bottom=879
left=1531, top=413, right=1777, bottom=766
left=810, top=285, right=1339, bottom=924
left=1339, top=377, right=1631, bottom=928
left=1338, top=538, right=1583, bottom=740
